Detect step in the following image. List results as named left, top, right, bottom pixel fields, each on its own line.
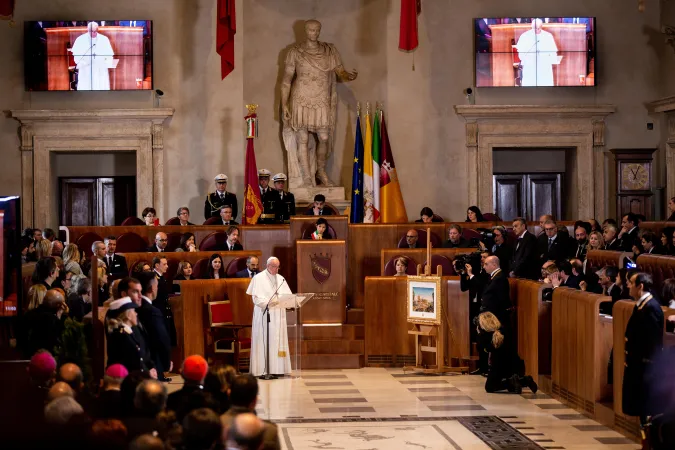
left=300, top=324, right=364, bottom=340
left=346, top=308, right=364, bottom=324
left=299, top=353, right=363, bottom=370
left=300, top=339, right=364, bottom=355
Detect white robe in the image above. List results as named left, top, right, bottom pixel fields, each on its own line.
left=71, top=32, right=114, bottom=90
left=516, top=29, right=558, bottom=86
left=246, top=270, right=293, bottom=376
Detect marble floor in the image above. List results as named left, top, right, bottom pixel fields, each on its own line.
left=168, top=368, right=639, bottom=450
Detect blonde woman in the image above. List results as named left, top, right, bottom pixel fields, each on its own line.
left=27, top=284, right=47, bottom=310
left=36, top=239, right=52, bottom=259
left=105, top=297, right=156, bottom=377
left=95, top=266, right=111, bottom=304
left=588, top=231, right=605, bottom=251
left=62, top=244, right=83, bottom=275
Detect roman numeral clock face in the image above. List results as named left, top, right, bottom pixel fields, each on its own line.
left=620, top=163, right=650, bottom=191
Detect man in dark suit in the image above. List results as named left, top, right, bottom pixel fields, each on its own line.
left=135, top=273, right=172, bottom=382
left=104, top=236, right=128, bottom=277
left=537, top=220, right=569, bottom=266
left=490, top=226, right=513, bottom=274
left=619, top=213, right=640, bottom=252
left=623, top=272, right=664, bottom=433
left=480, top=256, right=513, bottom=327
left=509, top=217, right=538, bottom=280
left=220, top=226, right=243, bottom=251
left=219, top=205, right=239, bottom=226
left=151, top=256, right=176, bottom=347
left=550, top=259, right=583, bottom=288
left=176, top=207, right=195, bottom=226
left=401, top=229, right=424, bottom=248
left=235, top=256, right=259, bottom=279
left=599, top=266, right=623, bottom=314
left=304, top=194, right=334, bottom=216
left=461, top=250, right=491, bottom=374
left=570, top=222, right=590, bottom=261
left=204, top=173, right=238, bottom=221
left=443, top=224, right=471, bottom=248
left=603, top=224, right=621, bottom=250
left=147, top=232, right=169, bottom=253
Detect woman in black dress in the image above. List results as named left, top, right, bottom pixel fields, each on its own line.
left=105, top=297, right=156, bottom=378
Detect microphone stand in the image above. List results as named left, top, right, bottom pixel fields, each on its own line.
left=260, top=277, right=285, bottom=381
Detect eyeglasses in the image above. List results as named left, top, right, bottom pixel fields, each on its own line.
left=157, top=239, right=167, bottom=242
left=544, top=227, right=556, bottom=232
left=406, top=235, right=417, bottom=239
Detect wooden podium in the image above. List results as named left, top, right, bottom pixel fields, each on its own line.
left=296, top=240, right=346, bottom=324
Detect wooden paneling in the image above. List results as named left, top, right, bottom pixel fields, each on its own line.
left=585, top=250, right=631, bottom=273
left=552, top=288, right=613, bottom=413
left=494, top=175, right=525, bottom=221
left=528, top=173, right=562, bottom=221
left=61, top=178, right=96, bottom=226
left=46, top=27, right=143, bottom=91
left=380, top=248, right=476, bottom=276
left=170, top=279, right=251, bottom=363
left=296, top=240, right=346, bottom=324
left=445, top=278, right=470, bottom=360
left=612, top=300, right=636, bottom=424
left=290, top=216, right=349, bottom=241
left=60, top=177, right=136, bottom=227
left=239, top=225, right=294, bottom=291
left=510, top=278, right=551, bottom=377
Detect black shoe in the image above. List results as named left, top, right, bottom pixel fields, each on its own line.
left=507, top=374, right=522, bottom=394
left=520, top=375, right=538, bottom=393
left=470, top=368, right=486, bottom=376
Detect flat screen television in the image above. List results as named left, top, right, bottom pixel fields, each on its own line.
left=24, top=20, right=153, bottom=91
left=0, top=196, right=21, bottom=317
left=474, top=17, right=596, bottom=87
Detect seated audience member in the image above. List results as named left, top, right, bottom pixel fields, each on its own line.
left=27, top=284, right=47, bottom=311
left=21, top=238, right=35, bottom=263
left=225, top=413, right=267, bottom=450
left=221, top=374, right=280, bottom=449
left=394, top=257, right=409, bottom=277
left=44, top=396, right=84, bottom=426
left=142, top=207, right=157, bottom=226
left=205, top=254, right=226, bottom=280
left=310, top=218, right=332, bottom=240
left=62, top=243, right=83, bottom=275
left=136, top=272, right=172, bottom=382
left=58, top=363, right=90, bottom=408
left=537, top=219, right=569, bottom=266
left=490, top=226, right=513, bottom=274
left=183, top=408, right=223, bottom=450
left=120, top=371, right=151, bottom=418
left=175, top=232, right=197, bottom=252
left=618, top=213, right=640, bottom=252
left=661, top=228, right=674, bottom=255
left=96, top=265, right=111, bottom=304
left=88, top=419, right=128, bottom=450
left=124, top=379, right=168, bottom=441
left=220, top=205, right=239, bottom=225
left=634, top=231, right=662, bottom=256
left=174, top=261, right=194, bottom=280
left=603, top=224, right=620, bottom=250
left=235, top=256, right=259, bottom=279
left=167, top=356, right=218, bottom=422
left=443, top=224, right=470, bottom=248
left=203, top=365, right=237, bottom=414
left=602, top=218, right=618, bottom=227
left=570, top=222, right=590, bottom=261
left=580, top=270, right=603, bottom=294
left=417, top=206, right=440, bottom=223
left=540, top=261, right=558, bottom=284
left=177, top=206, right=194, bottom=226
left=588, top=230, right=605, bottom=251
left=104, top=236, right=129, bottom=277
left=598, top=266, right=624, bottom=314
left=46, top=381, right=74, bottom=403
left=466, top=205, right=484, bottom=222
left=550, top=260, right=582, bottom=290
left=588, top=219, right=601, bottom=232
left=55, top=269, right=75, bottom=295
left=402, top=229, right=423, bottom=248
left=36, top=238, right=53, bottom=260
left=510, top=218, right=538, bottom=279
left=538, top=214, right=554, bottom=230
left=105, top=297, right=156, bottom=378
left=93, top=364, right=128, bottom=419
left=33, top=228, right=44, bottom=242
left=304, top=194, right=334, bottom=216
left=221, top=226, right=243, bottom=251
left=138, top=263, right=152, bottom=273
left=67, top=276, right=92, bottom=322
left=147, top=232, right=168, bottom=252
left=22, top=289, right=67, bottom=357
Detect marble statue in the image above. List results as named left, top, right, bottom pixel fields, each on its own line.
left=281, top=19, right=358, bottom=188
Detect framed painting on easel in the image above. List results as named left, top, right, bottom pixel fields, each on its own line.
left=407, top=276, right=442, bottom=326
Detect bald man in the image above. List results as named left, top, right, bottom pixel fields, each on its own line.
left=480, top=256, right=513, bottom=326
left=227, top=413, right=265, bottom=450
left=147, top=232, right=168, bottom=252
left=47, top=381, right=74, bottom=402
left=402, top=229, right=423, bottom=249
left=58, top=363, right=84, bottom=393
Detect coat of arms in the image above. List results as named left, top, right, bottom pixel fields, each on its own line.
left=310, top=253, right=331, bottom=284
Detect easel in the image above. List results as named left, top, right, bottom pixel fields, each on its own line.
left=403, top=228, right=468, bottom=375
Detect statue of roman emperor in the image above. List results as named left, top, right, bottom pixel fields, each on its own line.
left=281, top=19, right=358, bottom=188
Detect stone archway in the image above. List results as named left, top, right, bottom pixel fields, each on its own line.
left=454, top=105, right=615, bottom=220
left=11, top=108, right=173, bottom=228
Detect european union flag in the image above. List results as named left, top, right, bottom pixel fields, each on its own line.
left=350, top=115, right=364, bottom=223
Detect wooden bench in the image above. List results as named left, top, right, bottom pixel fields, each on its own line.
left=586, top=250, right=631, bottom=273
left=363, top=276, right=469, bottom=367
left=510, top=278, right=551, bottom=379
left=636, top=254, right=675, bottom=294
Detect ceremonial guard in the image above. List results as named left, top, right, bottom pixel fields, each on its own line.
left=105, top=297, right=155, bottom=375
left=262, top=173, right=296, bottom=223
left=258, top=169, right=272, bottom=197
left=204, top=173, right=238, bottom=221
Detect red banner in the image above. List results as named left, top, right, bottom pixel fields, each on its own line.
left=216, top=0, right=236, bottom=79
left=243, top=134, right=263, bottom=224
left=399, top=0, right=420, bottom=52
left=0, top=0, right=15, bottom=19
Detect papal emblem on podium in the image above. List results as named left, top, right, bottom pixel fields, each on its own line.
left=310, top=253, right=331, bottom=284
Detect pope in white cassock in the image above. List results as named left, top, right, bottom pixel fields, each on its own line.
left=71, top=22, right=115, bottom=91
left=246, top=257, right=292, bottom=376
left=515, top=19, right=559, bottom=86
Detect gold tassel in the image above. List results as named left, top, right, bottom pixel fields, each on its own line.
left=412, top=52, right=415, bottom=71
left=278, top=350, right=287, bottom=357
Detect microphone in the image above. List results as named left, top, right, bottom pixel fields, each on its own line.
left=265, top=277, right=286, bottom=313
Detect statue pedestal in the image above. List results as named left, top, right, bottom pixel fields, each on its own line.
left=293, top=186, right=350, bottom=214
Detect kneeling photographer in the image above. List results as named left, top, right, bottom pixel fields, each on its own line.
left=456, top=250, right=490, bottom=375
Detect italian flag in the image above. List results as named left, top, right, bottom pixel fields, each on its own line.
left=362, top=111, right=380, bottom=222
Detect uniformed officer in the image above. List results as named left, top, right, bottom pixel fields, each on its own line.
left=623, top=272, right=664, bottom=435
left=258, top=168, right=272, bottom=197
left=204, top=173, right=238, bottom=221
left=262, top=173, right=296, bottom=223
left=105, top=297, right=156, bottom=376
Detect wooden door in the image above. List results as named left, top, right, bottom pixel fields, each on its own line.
left=493, top=173, right=563, bottom=221
left=60, top=177, right=136, bottom=226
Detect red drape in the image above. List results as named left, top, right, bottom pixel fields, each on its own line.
left=0, top=0, right=15, bottom=19
left=216, top=0, right=236, bottom=79
left=398, top=0, right=420, bottom=52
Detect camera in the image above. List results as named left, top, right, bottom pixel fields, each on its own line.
left=453, top=251, right=482, bottom=275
